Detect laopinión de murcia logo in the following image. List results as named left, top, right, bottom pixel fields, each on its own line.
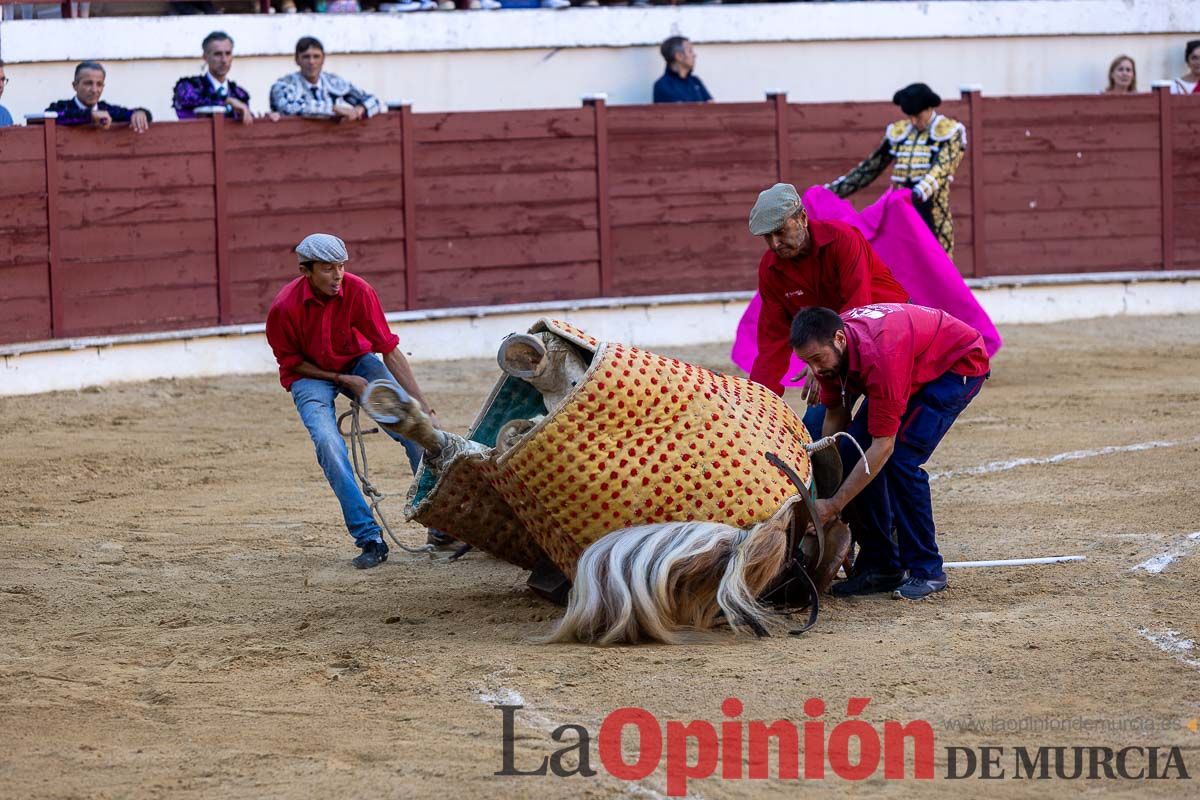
left=493, top=698, right=1192, bottom=796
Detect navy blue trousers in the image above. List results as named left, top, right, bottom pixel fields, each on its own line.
left=834, top=371, right=987, bottom=580
left=802, top=404, right=826, bottom=441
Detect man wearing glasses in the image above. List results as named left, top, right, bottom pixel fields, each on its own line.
left=265, top=234, right=442, bottom=569
left=0, top=61, right=13, bottom=127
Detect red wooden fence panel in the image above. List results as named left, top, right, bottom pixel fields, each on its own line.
left=0, top=126, right=51, bottom=343
left=607, top=102, right=775, bottom=297
left=0, top=93, right=1189, bottom=348
left=224, top=115, right=406, bottom=323
left=53, top=122, right=218, bottom=336
left=979, top=94, right=1163, bottom=276
left=1172, top=96, right=1200, bottom=269
left=412, top=108, right=599, bottom=308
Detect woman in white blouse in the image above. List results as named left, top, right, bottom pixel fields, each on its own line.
left=1170, top=40, right=1200, bottom=95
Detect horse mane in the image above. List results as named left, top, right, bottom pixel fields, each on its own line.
left=543, top=497, right=799, bottom=645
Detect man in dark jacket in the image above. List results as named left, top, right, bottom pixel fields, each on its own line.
left=46, top=61, right=151, bottom=133
left=653, top=36, right=713, bottom=104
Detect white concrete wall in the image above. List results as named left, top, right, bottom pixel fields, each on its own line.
left=4, top=273, right=1199, bottom=397
left=1, top=1, right=1197, bottom=122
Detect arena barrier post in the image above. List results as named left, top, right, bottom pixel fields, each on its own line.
left=960, top=85, right=986, bottom=279
left=583, top=94, right=612, bottom=298
left=767, top=90, right=790, bottom=185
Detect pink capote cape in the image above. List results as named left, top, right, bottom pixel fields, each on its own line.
left=731, top=186, right=1002, bottom=387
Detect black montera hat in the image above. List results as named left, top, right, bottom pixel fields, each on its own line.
left=892, top=83, right=942, bottom=115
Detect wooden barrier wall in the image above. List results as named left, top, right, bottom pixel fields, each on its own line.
left=0, top=88, right=1196, bottom=346
left=1174, top=99, right=1200, bottom=268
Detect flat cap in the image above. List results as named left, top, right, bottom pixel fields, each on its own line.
left=295, top=233, right=349, bottom=264
left=748, top=183, right=803, bottom=236
left=892, top=83, right=942, bottom=116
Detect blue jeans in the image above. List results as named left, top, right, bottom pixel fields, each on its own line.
left=290, top=354, right=424, bottom=548
left=835, top=371, right=988, bottom=580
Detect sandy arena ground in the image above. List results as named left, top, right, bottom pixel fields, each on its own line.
left=2, top=314, right=1200, bottom=799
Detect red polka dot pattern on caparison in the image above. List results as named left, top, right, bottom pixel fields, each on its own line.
left=541, top=319, right=599, bottom=350
left=487, top=341, right=813, bottom=579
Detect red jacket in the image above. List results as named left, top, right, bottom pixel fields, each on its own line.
left=750, top=218, right=909, bottom=395
left=265, top=272, right=399, bottom=390
left=815, top=304, right=990, bottom=437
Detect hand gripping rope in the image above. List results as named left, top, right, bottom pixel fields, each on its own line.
left=338, top=402, right=434, bottom=554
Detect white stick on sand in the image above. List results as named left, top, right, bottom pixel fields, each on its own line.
left=943, top=555, right=1086, bottom=569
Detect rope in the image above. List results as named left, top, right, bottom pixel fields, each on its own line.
left=806, top=431, right=870, bottom=476
left=339, top=402, right=434, bottom=555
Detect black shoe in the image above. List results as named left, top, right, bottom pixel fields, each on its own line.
left=352, top=539, right=389, bottom=569
left=426, top=529, right=457, bottom=548
left=831, top=568, right=905, bottom=597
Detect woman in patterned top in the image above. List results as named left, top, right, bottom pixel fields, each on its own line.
left=270, top=36, right=384, bottom=121
left=826, top=83, right=966, bottom=259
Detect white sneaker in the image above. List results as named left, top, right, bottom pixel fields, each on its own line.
left=479, top=0, right=501, bottom=7
left=541, top=0, right=569, bottom=8
left=437, top=0, right=455, bottom=7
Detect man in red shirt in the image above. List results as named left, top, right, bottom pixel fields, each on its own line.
left=747, top=183, right=909, bottom=435
left=790, top=303, right=990, bottom=599
left=266, top=233, right=440, bottom=569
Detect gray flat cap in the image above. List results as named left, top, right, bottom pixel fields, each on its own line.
left=748, top=183, right=803, bottom=236
left=295, top=233, right=349, bottom=264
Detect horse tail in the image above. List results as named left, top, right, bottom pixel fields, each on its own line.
left=544, top=498, right=797, bottom=645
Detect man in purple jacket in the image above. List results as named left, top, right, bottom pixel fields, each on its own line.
left=173, top=31, right=276, bottom=124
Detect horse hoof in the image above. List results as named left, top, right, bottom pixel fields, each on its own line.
left=360, top=381, right=415, bottom=426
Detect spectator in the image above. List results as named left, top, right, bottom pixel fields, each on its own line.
left=270, top=37, right=383, bottom=120
left=0, top=61, right=12, bottom=128
left=1170, top=40, right=1200, bottom=95
left=173, top=31, right=275, bottom=124
left=46, top=61, right=151, bottom=134
left=652, top=36, right=713, bottom=104
left=1103, top=55, right=1137, bottom=94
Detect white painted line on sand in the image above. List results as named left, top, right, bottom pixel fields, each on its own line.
left=1131, top=532, right=1200, bottom=574
left=479, top=686, right=526, bottom=707
left=944, top=555, right=1085, bottom=569
left=1137, top=628, right=1200, bottom=670
left=930, top=437, right=1200, bottom=481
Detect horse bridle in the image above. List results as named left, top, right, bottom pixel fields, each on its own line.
left=763, top=452, right=825, bottom=636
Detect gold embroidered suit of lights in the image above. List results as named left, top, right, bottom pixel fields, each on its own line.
left=829, top=114, right=966, bottom=258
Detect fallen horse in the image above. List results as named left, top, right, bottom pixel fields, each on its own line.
left=359, top=319, right=851, bottom=644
